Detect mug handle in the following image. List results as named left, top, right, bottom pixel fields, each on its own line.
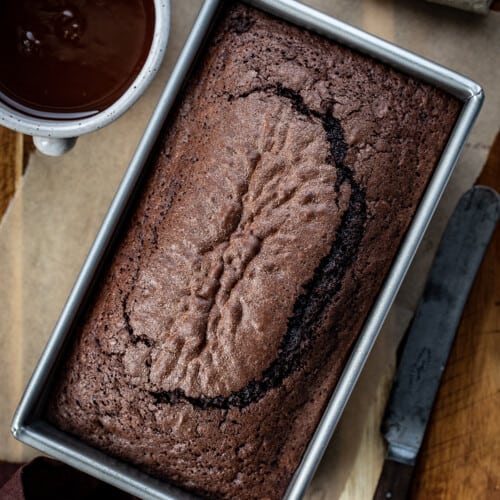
left=33, top=136, right=77, bottom=156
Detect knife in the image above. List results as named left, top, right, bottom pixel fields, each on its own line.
left=373, top=185, right=500, bottom=500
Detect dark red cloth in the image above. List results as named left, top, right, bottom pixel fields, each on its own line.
left=0, top=462, right=22, bottom=489
left=0, top=458, right=135, bottom=499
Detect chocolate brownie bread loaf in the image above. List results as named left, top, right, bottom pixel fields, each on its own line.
left=47, top=3, right=461, bottom=499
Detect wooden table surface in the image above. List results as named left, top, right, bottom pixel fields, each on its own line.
left=0, top=128, right=22, bottom=221
left=0, top=1, right=499, bottom=497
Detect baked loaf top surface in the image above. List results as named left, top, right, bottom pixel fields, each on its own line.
left=47, top=4, right=461, bottom=499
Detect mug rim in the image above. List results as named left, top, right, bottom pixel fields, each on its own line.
left=0, top=0, right=171, bottom=139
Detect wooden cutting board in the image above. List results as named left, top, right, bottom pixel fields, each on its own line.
left=410, top=132, right=500, bottom=499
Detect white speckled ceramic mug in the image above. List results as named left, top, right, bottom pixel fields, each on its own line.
left=0, top=0, right=170, bottom=156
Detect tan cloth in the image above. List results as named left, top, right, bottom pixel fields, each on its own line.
left=0, top=0, right=498, bottom=498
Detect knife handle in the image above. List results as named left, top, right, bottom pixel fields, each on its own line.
left=373, top=459, right=414, bottom=500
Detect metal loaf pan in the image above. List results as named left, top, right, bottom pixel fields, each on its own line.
left=12, top=0, right=483, bottom=498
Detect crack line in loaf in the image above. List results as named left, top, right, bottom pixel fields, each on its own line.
left=150, top=85, right=367, bottom=409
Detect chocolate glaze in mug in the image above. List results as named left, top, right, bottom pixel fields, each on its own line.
left=0, top=0, right=170, bottom=156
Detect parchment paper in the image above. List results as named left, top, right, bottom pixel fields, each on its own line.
left=0, top=1, right=498, bottom=497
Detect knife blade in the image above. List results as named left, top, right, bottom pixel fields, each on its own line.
left=373, top=185, right=500, bottom=500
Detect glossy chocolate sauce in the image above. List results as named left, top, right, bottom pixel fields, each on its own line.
left=0, top=1, right=155, bottom=120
